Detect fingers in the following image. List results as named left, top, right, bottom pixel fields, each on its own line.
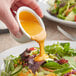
left=0, top=7, right=22, bottom=38
left=11, top=1, right=28, bottom=16
left=11, top=0, right=43, bottom=17
left=21, top=0, right=43, bottom=18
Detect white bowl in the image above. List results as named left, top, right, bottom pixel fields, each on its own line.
left=12, top=6, right=45, bottom=43
left=38, top=0, right=76, bottom=28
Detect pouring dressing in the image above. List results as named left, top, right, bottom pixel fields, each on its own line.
left=19, top=11, right=48, bottom=61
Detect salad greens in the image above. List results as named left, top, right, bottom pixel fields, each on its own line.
left=48, top=0, right=76, bottom=21
left=54, top=67, right=73, bottom=75
left=43, top=61, right=70, bottom=70
left=45, top=42, right=76, bottom=58
left=43, top=61, right=61, bottom=69
left=1, top=42, right=76, bottom=76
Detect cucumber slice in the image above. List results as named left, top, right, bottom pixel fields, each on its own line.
left=48, top=0, right=55, bottom=6
left=11, top=65, right=22, bottom=75
left=65, top=11, right=75, bottom=21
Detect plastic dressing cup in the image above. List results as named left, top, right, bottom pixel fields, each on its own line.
left=12, top=6, right=45, bottom=43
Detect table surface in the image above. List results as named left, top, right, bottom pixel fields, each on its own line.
left=0, top=17, right=76, bottom=53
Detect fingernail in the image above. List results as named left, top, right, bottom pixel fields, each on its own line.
left=15, top=32, right=22, bottom=38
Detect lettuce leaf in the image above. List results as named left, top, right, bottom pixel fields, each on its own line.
left=43, top=61, right=61, bottom=69
left=44, top=42, right=75, bottom=58
left=54, top=67, right=73, bottom=74
left=43, top=61, right=69, bottom=70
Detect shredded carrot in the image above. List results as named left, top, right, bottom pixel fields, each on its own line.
left=19, top=72, right=24, bottom=76
left=28, top=69, right=34, bottom=76
left=19, top=68, right=57, bottom=76
left=19, top=61, right=22, bottom=65
left=19, top=72, right=29, bottom=76
left=28, top=69, right=33, bottom=73
left=65, top=8, right=73, bottom=16
left=43, top=67, right=55, bottom=72
left=18, top=60, right=20, bottom=63
left=69, top=74, right=72, bottom=76
left=54, top=3, right=57, bottom=8
left=19, top=69, right=34, bottom=76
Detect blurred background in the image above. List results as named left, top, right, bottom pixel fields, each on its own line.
left=0, top=0, right=76, bottom=52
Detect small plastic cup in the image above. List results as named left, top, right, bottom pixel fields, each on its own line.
left=12, top=6, right=45, bottom=43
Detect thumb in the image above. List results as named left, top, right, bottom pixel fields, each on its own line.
left=0, top=7, right=22, bottom=38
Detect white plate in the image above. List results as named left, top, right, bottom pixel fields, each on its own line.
left=0, top=40, right=76, bottom=72
left=38, top=0, right=76, bottom=28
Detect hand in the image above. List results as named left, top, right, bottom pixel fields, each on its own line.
left=0, top=0, right=43, bottom=38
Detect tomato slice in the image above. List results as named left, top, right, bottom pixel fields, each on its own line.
left=75, top=15, right=76, bottom=21
left=29, top=47, right=36, bottom=51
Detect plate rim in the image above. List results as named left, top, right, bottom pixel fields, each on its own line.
left=0, top=40, right=75, bottom=55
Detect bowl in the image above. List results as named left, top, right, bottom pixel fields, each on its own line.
left=38, top=0, right=76, bottom=28
left=12, top=6, right=45, bottom=43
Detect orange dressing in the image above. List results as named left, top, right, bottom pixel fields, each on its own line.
left=19, top=11, right=48, bottom=62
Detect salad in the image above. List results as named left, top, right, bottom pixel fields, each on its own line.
left=48, top=0, right=76, bottom=21
left=1, top=42, right=76, bottom=76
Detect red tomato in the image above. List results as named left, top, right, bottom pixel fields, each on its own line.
left=29, top=47, right=36, bottom=51
left=75, top=15, right=76, bottom=21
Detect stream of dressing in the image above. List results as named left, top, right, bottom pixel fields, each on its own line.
left=19, top=11, right=48, bottom=62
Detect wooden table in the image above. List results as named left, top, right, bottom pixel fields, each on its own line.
left=0, top=17, right=76, bottom=53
